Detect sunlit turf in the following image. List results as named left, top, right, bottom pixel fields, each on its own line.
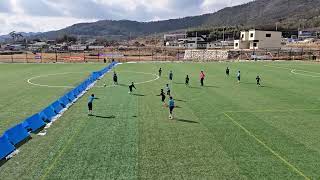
left=0, top=61, right=320, bottom=179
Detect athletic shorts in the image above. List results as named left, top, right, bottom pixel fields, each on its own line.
left=88, top=102, right=93, bottom=110
left=162, top=96, right=166, bottom=102
left=237, top=76, right=241, bottom=81
left=167, top=90, right=170, bottom=95
left=169, top=106, right=174, bottom=113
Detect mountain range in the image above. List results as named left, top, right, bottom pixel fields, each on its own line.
left=5, top=0, right=320, bottom=40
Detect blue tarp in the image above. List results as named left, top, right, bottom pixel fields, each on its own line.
left=24, top=114, right=46, bottom=132
left=0, top=62, right=117, bottom=161
left=66, top=91, right=76, bottom=102
left=40, top=106, right=56, bottom=122
left=59, top=96, right=70, bottom=108
left=0, top=136, right=16, bottom=159
left=51, top=101, right=64, bottom=114
left=4, top=124, right=30, bottom=146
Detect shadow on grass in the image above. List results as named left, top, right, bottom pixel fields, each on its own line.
left=175, top=118, right=199, bottom=124
left=203, top=85, right=219, bottom=88
left=173, top=82, right=185, bottom=85
left=16, top=136, right=32, bottom=149
left=241, top=82, right=271, bottom=88
left=189, top=86, right=201, bottom=89
left=175, top=99, right=187, bottom=102
left=0, top=136, right=32, bottom=167
left=93, top=115, right=116, bottom=119
left=175, top=106, right=182, bottom=108
left=118, top=83, right=128, bottom=87
left=0, top=158, right=8, bottom=167
left=32, top=126, right=46, bottom=134
left=132, top=93, right=145, bottom=97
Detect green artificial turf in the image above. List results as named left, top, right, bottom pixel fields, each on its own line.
left=0, top=61, right=320, bottom=179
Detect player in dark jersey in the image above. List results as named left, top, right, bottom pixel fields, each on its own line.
left=159, top=68, right=162, bottom=77
left=237, top=71, right=241, bottom=83
left=169, top=71, right=173, bottom=81
left=128, top=82, right=136, bottom=94
left=226, top=67, right=230, bottom=76
left=166, top=84, right=171, bottom=96
left=113, top=72, right=118, bottom=85
left=256, top=75, right=261, bottom=86
left=185, top=75, right=190, bottom=86
left=159, top=89, right=166, bottom=106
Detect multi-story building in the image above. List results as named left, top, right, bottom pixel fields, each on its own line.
left=234, top=30, right=282, bottom=50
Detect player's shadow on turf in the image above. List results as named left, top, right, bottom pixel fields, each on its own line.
left=93, top=115, right=116, bottom=119
left=204, top=85, right=219, bottom=88
left=189, top=86, right=201, bottom=89
left=118, top=83, right=127, bottom=87
left=132, top=93, right=145, bottom=97
left=173, top=82, right=185, bottom=85
left=175, top=118, right=199, bottom=124
left=175, top=99, right=187, bottom=102
left=242, top=82, right=270, bottom=88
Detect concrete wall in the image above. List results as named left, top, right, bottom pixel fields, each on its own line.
left=184, top=50, right=229, bottom=61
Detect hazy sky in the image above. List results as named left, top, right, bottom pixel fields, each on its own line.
left=0, top=0, right=251, bottom=35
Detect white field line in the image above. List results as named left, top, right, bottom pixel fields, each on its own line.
left=27, top=70, right=160, bottom=89
left=264, top=64, right=320, bottom=78
left=291, top=69, right=320, bottom=78
left=223, top=112, right=310, bottom=180
left=225, top=108, right=320, bottom=113
left=95, top=71, right=160, bottom=88
left=27, top=72, right=88, bottom=88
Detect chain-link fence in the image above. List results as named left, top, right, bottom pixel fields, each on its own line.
left=0, top=47, right=319, bottom=63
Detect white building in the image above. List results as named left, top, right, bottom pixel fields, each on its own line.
left=68, top=45, right=86, bottom=51
left=88, top=46, right=105, bottom=50
left=234, top=30, right=282, bottom=50
left=178, top=36, right=208, bottom=49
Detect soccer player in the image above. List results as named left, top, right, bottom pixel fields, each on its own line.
left=185, top=75, right=190, bottom=86
left=237, top=71, right=241, bottom=83
left=256, top=75, right=261, bottom=86
left=128, top=82, right=136, bottom=94
left=113, top=72, right=118, bottom=85
left=88, top=94, right=95, bottom=116
left=168, top=96, right=175, bottom=119
left=166, top=84, right=171, bottom=96
left=226, top=67, right=230, bottom=76
left=169, top=71, right=173, bottom=81
left=159, top=68, right=162, bottom=77
left=200, top=71, right=205, bottom=86
left=159, top=89, right=166, bottom=106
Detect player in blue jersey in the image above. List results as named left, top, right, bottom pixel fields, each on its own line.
left=88, top=94, right=95, bottom=116
left=168, top=96, right=175, bottom=119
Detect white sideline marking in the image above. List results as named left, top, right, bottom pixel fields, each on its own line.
left=291, top=69, right=320, bottom=78
left=224, top=112, right=310, bottom=179
left=264, top=64, right=320, bottom=78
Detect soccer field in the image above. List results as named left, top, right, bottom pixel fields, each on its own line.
left=0, top=61, right=320, bottom=179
